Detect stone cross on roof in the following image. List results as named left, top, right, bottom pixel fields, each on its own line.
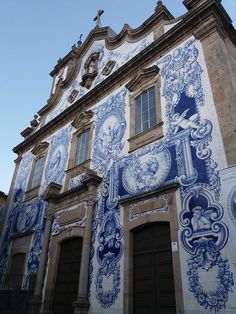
left=93, top=10, right=104, bottom=27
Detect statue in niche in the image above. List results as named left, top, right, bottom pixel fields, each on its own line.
left=88, top=58, right=96, bottom=74
left=191, top=206, right=212, bottom=232
left=80, top=52, right=100, bottom=89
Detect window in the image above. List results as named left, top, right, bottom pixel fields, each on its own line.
left=24, top=142, right=48, bottom=201
left=65, top=111, right=93, bottom=190
left=75, top=129, right=90, bottom=166
left=135, top=86, right=156, bottom=135
left=30, top=156, right=45, bottom=189
left=126, top=66, right=163, bottom=152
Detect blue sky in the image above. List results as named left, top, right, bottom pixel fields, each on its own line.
left=0, top=0, right=235, bottom=194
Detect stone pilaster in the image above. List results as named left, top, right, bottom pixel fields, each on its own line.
left=28, top=207, right=55, bottom=314
left=73, top=197, right=96, bottom=314
left=0, top=156, right=22, bottom=245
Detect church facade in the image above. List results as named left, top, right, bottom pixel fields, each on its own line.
left=1, top=0, right=236, bottom=313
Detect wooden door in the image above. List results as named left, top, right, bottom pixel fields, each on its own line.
left=53, top=237, right=82, bottom=314
left=9, top=253, right=26, bottom=287
left=133, top=222, right=176, bottom=314
left=11, top=253, right=25, bottom=275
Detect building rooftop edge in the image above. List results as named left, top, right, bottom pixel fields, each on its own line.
left=13, top=0, right=236, bottom=156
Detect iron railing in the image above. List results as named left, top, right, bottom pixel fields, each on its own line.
left=0, top=274, right=35, bottom=290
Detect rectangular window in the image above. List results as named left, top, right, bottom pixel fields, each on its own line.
left=135, top=86, right=156, bottom=135
left=31, top=156, right=45, bottom=189
left=75, top=129, right=90, bottom=166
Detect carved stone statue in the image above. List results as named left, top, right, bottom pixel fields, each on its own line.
left=80, top=52, right=100, bottom=89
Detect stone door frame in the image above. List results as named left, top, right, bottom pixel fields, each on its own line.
left=120, top=184, right=184, bottom=314
left=41, top=227, right=84, bottom=314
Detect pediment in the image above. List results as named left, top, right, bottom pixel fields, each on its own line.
left=50, top=27, right=117, bottom=78
left=38, top=12, right=168, bottom=121
left=71, top=110, right=94, bottom=130
left=38, top=28, right=116, bottom=118
left=125, top=65, right=160, bottom=92
left=31, top=141, right=49, bottom=156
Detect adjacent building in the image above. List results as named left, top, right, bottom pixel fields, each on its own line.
left=0, top=192, right=7, bottom=239
left=0, top=0, right=236, bottom=313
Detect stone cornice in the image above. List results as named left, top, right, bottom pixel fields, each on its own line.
left=13, top=0, right=235, bottom=155
left=43, top=182, right=62, bottom=201
left=104, top=6, right=173, bottom=47
left=14, top=156, right=23, bottom=164
left=21, top=127, right=33, bottom=138
left=10, top=230, right=34, bottom=240
left=119, top=182, right=179, bottom=205
left=182, top=0, right=235, bottom=44
left=43, top=170, right=102, bottom=205
left=42, top=181, right=85, bottom=205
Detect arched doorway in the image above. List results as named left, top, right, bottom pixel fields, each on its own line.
left=133, top=222, right=176, bottom=314
left=53, top=237, right=83, bottom=314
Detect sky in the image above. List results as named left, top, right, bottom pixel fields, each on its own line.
left=0, top=0, right=235, bottom=194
